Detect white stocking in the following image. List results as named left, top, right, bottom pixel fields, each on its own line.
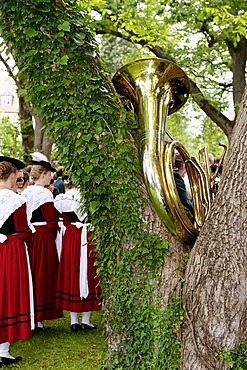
left=82, top=311, right=92, bottom=326
left=0, top=342, right=14, bottom=359
left=36, top=321, right=44, bottom=329
left=70, top=312, right=79, bottom=325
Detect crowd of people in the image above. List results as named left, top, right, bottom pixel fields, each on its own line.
left=0, top=153, right=102, bottom=367
left=0, top=148, right=224, bottom=367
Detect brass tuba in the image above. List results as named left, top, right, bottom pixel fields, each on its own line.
left=112, top=58, right=212, bottom=244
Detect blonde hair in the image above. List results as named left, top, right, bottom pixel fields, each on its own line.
left=64, top=179, right=75, bottom=190
left=31, top=165, right=50, bottom=181
left=0, top=161, right=17, bottom=180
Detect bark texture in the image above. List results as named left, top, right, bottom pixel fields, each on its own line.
left=182, top=88, right=247, bottom=369
left=143, top=204, right=186, bottom=307
left=18, top=96, right=34, bottom=163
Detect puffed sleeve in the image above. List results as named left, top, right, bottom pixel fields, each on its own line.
left=13, top=203, right=32, bottom=245
left=41, top=202, right=59, bottom=238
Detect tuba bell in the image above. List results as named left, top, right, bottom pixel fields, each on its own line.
left=112, top=58, right=212, bottom=244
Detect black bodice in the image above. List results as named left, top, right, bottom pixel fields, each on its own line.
left=0, top=214, right=15, bottom=235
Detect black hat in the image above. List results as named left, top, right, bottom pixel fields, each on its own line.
left=32, top=160, right=56, bottom=172
left=0, top=156, right=25, bottom=170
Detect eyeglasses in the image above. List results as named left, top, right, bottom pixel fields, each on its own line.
left=16, top=177, right=24, bottom=182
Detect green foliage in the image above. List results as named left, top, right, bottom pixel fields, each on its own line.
left=218, top=339, right=247, bottom=369
left=100, top=35, right=141, bottom=74
left=100, top=297, right=183, bottom=369
left=0, top=116, right=23, bottom=158
left=203, top=4, right=247, bottom=46
left=0, top=1, right=184, bottom=368
left=97, top=225, right=182, bottom=369
left=82, top=0, right=247, bottom=124
left=80, top=0, right=170, bottom=48
left=197, top=117, right=228, bottom=158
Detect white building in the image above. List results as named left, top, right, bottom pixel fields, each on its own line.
left=0, top=71, right=19, bottom=118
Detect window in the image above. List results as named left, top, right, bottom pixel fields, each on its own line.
left=1, top=92, right=14, bottom=106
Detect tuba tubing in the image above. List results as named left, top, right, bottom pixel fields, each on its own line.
left=112, top=58, right=210, bottom=243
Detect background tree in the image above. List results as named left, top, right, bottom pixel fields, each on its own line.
left=0, top=116, right=22, bottom=157
left=0, top=1, right=246, bottom=370
left=0, top=42, right=53, bottom=160
left=0, top=47, right=34, bottom=161
left=83, top=0, right=247, bottom=137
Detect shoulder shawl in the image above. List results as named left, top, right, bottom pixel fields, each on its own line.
left=54, top=188, right=87, bottom=222
left=21, top=185, right=54, bottom=223
left=0, top=189, right=26, bottom=228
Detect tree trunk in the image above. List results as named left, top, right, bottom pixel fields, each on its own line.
left=32, top=113, right=53, bottom=160
left=227, top=36, right=247, bottom=111
left=42, top=134, right=54, bottom=161
left=143, top=204, right=186, bottom=306
left=182, top=88, right=247, bottom=369
left=33, top=112, right=43, bottom=151
left=18, top=96, right=34, bottom=163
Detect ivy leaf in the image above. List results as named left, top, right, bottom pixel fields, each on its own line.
left=73, top=33, right=86, bottom=46
left=18, top=89, right=27, bottom=97
left=24, top=49, right=38, bottom=57
left=56, top=55, right=69, bottom=65
left=89, top=201, right=100, bottom=215
left=84, top=164, right=93, bottom=174
left=81, top=134, right=92, bottom=141
left=95, top=126, right=103, bottom=134
left=23, top=27, right=39, bottom=37
left=58, top=21, right=70, bottom=32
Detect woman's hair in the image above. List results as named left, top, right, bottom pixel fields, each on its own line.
left=0, top=161, right=17, bottom=180
left=31, top=165, right=49, bottom=181
left=64, top=179, right=75, bottom=190
left=56, top=166, right=63, bottom=177
left=23, top=170, right=29, bottom=183
left=25, top=165, right=32, bottom=174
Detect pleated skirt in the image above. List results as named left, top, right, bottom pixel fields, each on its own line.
left=0, top=236, right=32, bottom=343
left=28, top=226, right=63, bottom=322
left=56, top=227, right=102, bottom=312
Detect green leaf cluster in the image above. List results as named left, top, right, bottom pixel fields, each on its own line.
left=0, top=116, right=23, bottom=158
left=219, top=339, right=247, bottom=369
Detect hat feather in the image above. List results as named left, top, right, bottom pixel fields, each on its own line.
left=31, top=152, right=48, bottom=162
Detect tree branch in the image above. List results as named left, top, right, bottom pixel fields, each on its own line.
left=0, top=52, right=16, bottom=81
left=189, top=80, right=234, bottom=137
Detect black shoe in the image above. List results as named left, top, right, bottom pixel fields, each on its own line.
left=32, top=325, right=48, bottom=333
left=81, top=323, right=97, bottom=332
left=0, top=356, right=22, bottom=365
left=71, top=323, right=82, bottom=333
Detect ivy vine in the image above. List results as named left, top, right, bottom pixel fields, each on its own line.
left=219, top=340, right=247, bottom=370
left=0, top=1, right=190, bottom=369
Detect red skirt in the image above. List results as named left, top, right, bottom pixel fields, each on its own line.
left=0, top=236, right=32, bottom=343
left=28, top=225, right=63, bottom=322
left=56, top=228, right=102, bottom=312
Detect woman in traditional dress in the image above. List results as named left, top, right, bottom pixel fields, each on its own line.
left=0, top=155, right=34, bottom=366
left=21, top=154, right=63, bottom=331
left=55, top=181, right=101, bottom=333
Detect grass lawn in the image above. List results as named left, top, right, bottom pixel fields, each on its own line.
left=7, top=311, right=107, bottom=370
